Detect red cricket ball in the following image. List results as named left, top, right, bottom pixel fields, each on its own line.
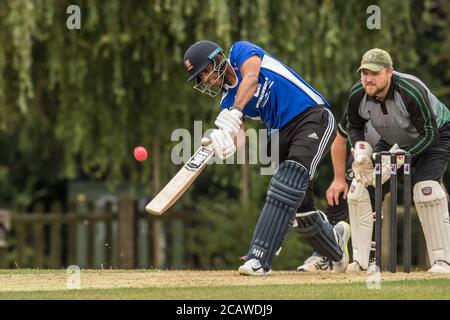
left=133, top=146, right=148, bottom=161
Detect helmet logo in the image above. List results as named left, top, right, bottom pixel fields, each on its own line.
left=184, top=59, right=193, bottom=71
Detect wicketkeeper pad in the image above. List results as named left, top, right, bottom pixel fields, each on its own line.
left=245, top=160, right=310, bottom=270
left=414, top=180, right=450, bottom=265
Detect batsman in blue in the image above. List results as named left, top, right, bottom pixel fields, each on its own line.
left=183, top=40, right=351, bottom=275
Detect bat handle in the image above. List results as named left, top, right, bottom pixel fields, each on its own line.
left=201, top=137, right=212, bottom=147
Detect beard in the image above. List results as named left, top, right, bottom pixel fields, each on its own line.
left=364, top=82, right=388, bottom=97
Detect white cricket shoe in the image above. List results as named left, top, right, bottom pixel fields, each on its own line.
left=238, top=258, right=272, bottom=276
left=331, top=221, right=351, bottom=273
left=297, top=254, right=330, bottom=272
left=347, top=261, right=365, bottom=272
left=348, top=260, right=377, bottom=273
left=428, top=261, right=450, bottom=273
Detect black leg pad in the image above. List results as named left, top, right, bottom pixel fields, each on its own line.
left=246, top=160, right=310, bottom=269
left=295, top=210, right=343, bottom=262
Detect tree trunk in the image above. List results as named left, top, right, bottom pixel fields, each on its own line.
left=152, top=140, right=162, bottom=269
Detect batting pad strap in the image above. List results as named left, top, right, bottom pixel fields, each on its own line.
left=268, top=180, right=306, bottom=207
left=295, top=210, right=343, bottom=262
left=246, top=160, right=310, bottom=269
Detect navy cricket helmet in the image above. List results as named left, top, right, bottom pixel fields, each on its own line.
left=183, top=40, right=224, bottom=82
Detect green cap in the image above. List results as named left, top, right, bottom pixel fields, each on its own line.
left=357, top=48, right=393, bottom=72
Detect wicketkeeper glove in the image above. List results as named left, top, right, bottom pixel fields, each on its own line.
left=351, top=141, right=374, bottom=186
left=372, top=143, right=406, bottom=186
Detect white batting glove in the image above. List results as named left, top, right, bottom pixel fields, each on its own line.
left=351, top=141, right=374, bottom=186
left=209, top=129, right=236, bottom=160
left=214, top=108, right=243, bottom=136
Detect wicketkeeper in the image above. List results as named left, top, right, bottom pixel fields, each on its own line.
left=183, top=40, right=351, bottom=276
left=347, top=48, right=450, bottom=273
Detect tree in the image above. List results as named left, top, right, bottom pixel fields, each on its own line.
left=0, top=0, right=448, bottom=268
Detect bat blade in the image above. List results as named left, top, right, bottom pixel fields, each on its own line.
left=145, top=145, right=214, bottom=215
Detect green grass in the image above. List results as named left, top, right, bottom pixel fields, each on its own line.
left=1, top=279, right=449, bottom=300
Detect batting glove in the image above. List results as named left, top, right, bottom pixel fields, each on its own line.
left=209, top=128, right=236, bottom=160
left=214, top=108, right=243, bottom=136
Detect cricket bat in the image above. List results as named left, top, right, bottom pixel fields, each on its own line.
left=145, top=139, right=214, bottom=215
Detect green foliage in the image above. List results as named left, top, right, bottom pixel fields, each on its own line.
left=0, top=0, right=449, bottom=268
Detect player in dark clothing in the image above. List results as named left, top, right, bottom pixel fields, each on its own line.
left=347, top=48, right=450, bottom=273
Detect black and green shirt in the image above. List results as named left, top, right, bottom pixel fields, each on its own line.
left=337, top=111, right=380, bottom=148
left=346, top=71, right=450, bottom=158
